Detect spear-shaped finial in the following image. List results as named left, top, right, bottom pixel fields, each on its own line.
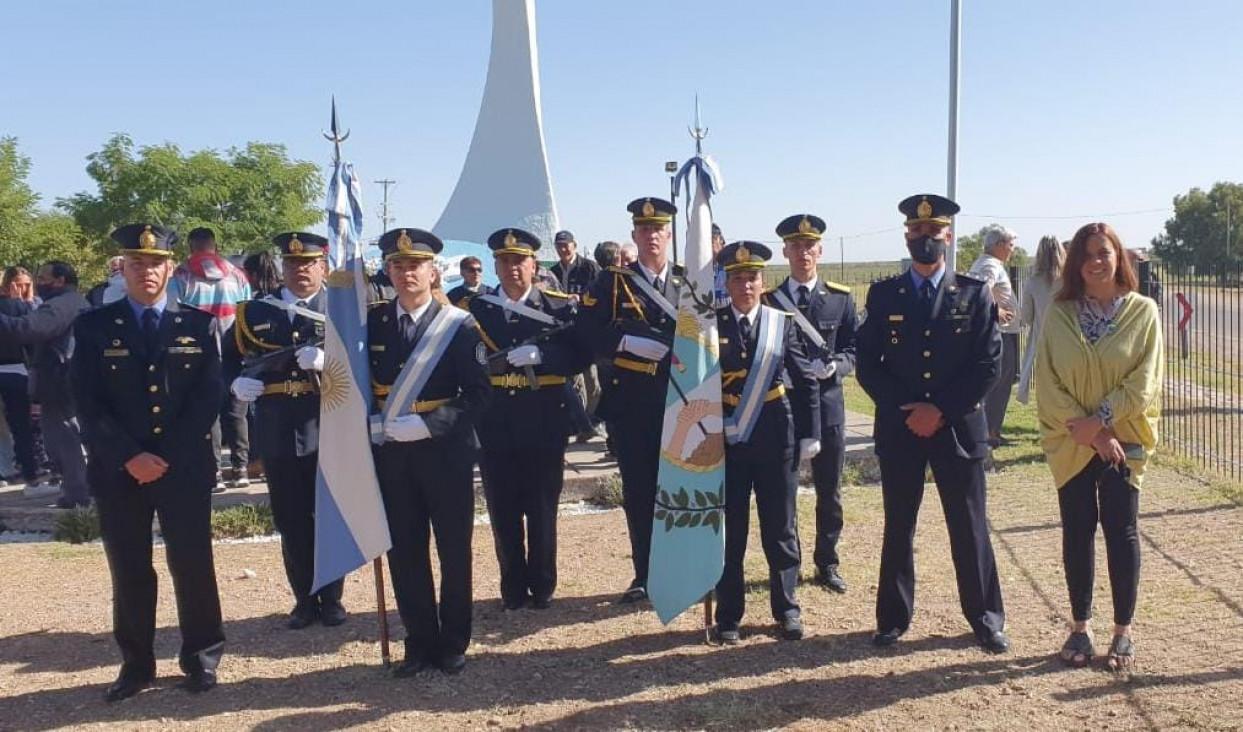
left=323, top=96, right=351, bottom=162
left=688, top=94, right=708, bottom=156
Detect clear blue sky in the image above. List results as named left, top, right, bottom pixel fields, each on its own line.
left=6, top=0, right=1242, bottom=262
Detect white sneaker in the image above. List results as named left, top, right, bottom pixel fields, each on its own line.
left=23, top=481, right=60, bottom=499
left=231, top=476, right=251, bottom=489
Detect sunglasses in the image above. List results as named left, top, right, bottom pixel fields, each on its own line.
left=463, top=267, right=483, bottom=273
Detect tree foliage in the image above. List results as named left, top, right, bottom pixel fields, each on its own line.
left=1151, top=182, right=1243, bottom=269
left=58, top=134, right=324, bottom=257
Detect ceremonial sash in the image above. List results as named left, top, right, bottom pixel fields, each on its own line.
left=624, top=271, right=679, bottom=320
left=474, top=293, right=558, bottom=325
left=723, top=306, right=787, bottom=445
left=370, top=304, right=470, bottom=444
left=769, top=287, right=826, bottom=351
left=260, top=295, right=327, bottom=323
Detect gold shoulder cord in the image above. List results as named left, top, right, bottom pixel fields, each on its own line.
left=235, top=302, right=281, bottom=352
left=616, top=273, right=648, bottom=324
left=475, top=321, right=500, bottom=353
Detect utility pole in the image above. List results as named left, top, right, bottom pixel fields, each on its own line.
left=946, top=0, right=962, bottom=272
left=375, top=178, right=397, bottom=233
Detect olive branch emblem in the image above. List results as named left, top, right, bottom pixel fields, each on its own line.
left=654, top=483, right=723, bottom=534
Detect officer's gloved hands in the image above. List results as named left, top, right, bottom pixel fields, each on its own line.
left=506, top=345, right=542, bottom=367
left=231, top=376, right=265, bottom=402
left=620, top=335, right=670, bottom=361
left=799, top=438, right=822, bottom=460
left=384, top=414, right=431, bottom=443
left=296, top=346, right=325, bottom=371
left=810, top=359, right=838, bottom=380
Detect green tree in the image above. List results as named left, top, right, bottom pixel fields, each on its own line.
left=1152, top=182, right=1243, bottom=269
left=59, top=134, right=324, bottom=256
left=0, top=137, right=100, bottom=278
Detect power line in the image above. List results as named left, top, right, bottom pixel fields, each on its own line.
left=958, top=207, right=1172, bottom=221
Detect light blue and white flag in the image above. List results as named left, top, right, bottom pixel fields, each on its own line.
left=311, top=148, right=392, bottom=592
left=648, top=155, right=727, bottom=624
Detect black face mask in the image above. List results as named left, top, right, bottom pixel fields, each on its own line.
left=35, top=284, right=58, bottom=300
left=906, top=235, right=946, bottom=265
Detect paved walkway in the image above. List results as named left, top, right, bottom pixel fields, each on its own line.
left=0, top=411, right=876, bottom=533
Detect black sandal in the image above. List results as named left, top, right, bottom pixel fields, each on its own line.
left=1059, top=631, right=1094, bottom=668
left=1106, top=634, right=1134, bottom=672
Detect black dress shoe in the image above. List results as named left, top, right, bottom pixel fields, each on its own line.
left=779, top=616, right=805, bottom=641
left=618, top=583, right=647, bottom=604
left=179, top=669, right=217, bottom=693
left=818, top=565, right=848, bottom=594
left=287, top=600, right=319, bottom=630
left=439, top=654, right=467, bottom=675
left=872, top=628, right=905, bottom=647
left=320, top=600, right=348, bottom=627
left=530, top=594, right=552, bottom=610
left=104, top=675, right=152, bottom=703
left=978, top=629, right=1011, bottom=654
left=712, top=626, right=741, bottom=646
left=391, top=658, right=433, bottom=678
left=502, top=597, right=527, bottom=611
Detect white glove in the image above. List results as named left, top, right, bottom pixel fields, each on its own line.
left=619, top=335, right=670, bottom=361
left=799, top=438, right=822, bottom=460
left=810, top=359, right=837, bottom=380
left=296, top=346, right=325, bottom=372
left=384, top=414, right=431, bottom=443
left=230, top=377, right=265, bottom=402
left=506, top=345, right=543, bottom=367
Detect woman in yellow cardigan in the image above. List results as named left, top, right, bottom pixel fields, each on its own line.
left=1035, top=222, right=1162, bottom=672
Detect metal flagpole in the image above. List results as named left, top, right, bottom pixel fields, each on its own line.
left=947, top=0, right=962, bottom=272
left=324, top=98, right=391, bottom=667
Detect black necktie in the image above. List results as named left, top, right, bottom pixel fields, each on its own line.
left=796, top=285, right=810, bottom=309
left=739, top=315, right=753, bottom=346
left=654, top=276, right=664, bottom=295
left=141, top=308, right=160, bottom=356
left=921, top=280, right=936, bottom=314
left=400, top=313, right=417, bottom=351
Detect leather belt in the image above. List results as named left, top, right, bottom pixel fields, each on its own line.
left=375, top=397, right=450, bottom=414
left=262, top=380, right=316, bottom=396
left=613, top=356, right=659, bottom=376
left=722, top=384, right=785, bottom=407
left=489, top=374, right=568, bottom=389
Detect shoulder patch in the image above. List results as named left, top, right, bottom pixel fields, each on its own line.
left=824, top=280, right=852, bottom=294
left=368, top=299, right=390, bottom=310
left=542, top=289, right=571, bottom=299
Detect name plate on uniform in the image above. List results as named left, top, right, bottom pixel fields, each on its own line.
left=888, top=315, right=904, bottom=322
left=253, top=323, right=272, bottom=331
left=370, top=344, right=387, bottom=352
left=104, top=348, right=130, bottom=357
left=167, top=346, right=203, bottom=354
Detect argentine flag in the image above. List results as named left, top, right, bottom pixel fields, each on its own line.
left=311, top=156, right=392, bottom=591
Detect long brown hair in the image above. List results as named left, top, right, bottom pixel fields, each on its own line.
left=1031, top=235, right=1064, bottom=287
left=1057, top=222, right=1138, bottom=301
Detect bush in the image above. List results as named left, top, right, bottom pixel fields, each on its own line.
left=591, top=475, right=625, bottom=508
left=54, top=506, right=101, bottom=544
left=209, top=504, right=275, bottom=539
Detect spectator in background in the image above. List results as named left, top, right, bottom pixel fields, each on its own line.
left=0, top=267, right=37, bottom=488
left=87, top=256, right=126, bottom=308
left=243, top=251, right=283, bottom=299
left=1127, top=249, right=1163, bottom=307
left=550, top=231, right=601, bottom=301
left=444, top=255, right=492, bottom=307
left=172, top=227, right=253, bottom=490
left=0, top=261, right=91, bottom=506
left=969, top=225, right=1022, bottom=448
left=619, top=240, right=638, bottom=266
left=593, top=241, right=620, bottom=269
left=1017, top=235, right=1065, bottom=404
left=711, top=223, right=730, bottom=308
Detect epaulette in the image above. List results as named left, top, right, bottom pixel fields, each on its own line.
left=542, top=288, right=571, bottom=299
left=824, top=280, right=851, bottom=294
left=607, top=266, right=634, bottom=276
left=368, top=299, right=389, bottom=309
left=955, top=272, right=986, bottom=286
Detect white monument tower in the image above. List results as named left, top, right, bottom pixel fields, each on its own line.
left=434, top=0, right=559, bottom=248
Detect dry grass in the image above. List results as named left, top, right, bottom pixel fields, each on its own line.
left=1, top=462, right=1242, bottom=729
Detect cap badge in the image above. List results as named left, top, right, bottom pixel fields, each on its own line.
left=798, top=217, right=817, bottom=235
left=735, top=245, right=750, bottom=263
left=138, top=225, right=156, bottom=250
left=504, top=230, right=518, bottom=248
left=288, top=235, right=304, bottom=255
left=397, top=230, right=414, bottom=254
left=917, top=197, right=933, bottom=220
left=642, top=199, right=655, bottom=218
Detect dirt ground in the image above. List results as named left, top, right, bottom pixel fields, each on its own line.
left=2, top=462, right=1243, bottom=730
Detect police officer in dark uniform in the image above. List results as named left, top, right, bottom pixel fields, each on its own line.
left=72, top=224, right=225, bottom=701
left=856, top=194, right=1009, bottom=653
left=470, top=228, right=589, bottom=610
left=368, top=227, right=491, bottom=677
left=580, top=197, right=682, bottom=603
left=712, top=241, right=820, bottom=644
left=224, top=232, right=347, bottom=629
left=765, top=214, right=858, bottom=593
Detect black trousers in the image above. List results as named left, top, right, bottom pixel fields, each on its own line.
left=375, top=439, right=475, bottom=661
left=265, top=453, right=343, bottom=605
left=612, top=411, right=661, bottom=586
left=95, top=480, right=225, bottom=680
left=480, top=444, right=566, bottom=603
left=0, top=373, right=37, bottom=480
left=1058, top=457, right=1141, bottom=625
left=715, top=444, right=801, bottom=628
left=876, top=446, right=1005, bottom=636
left=811, top=424, right=846, bottom=569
